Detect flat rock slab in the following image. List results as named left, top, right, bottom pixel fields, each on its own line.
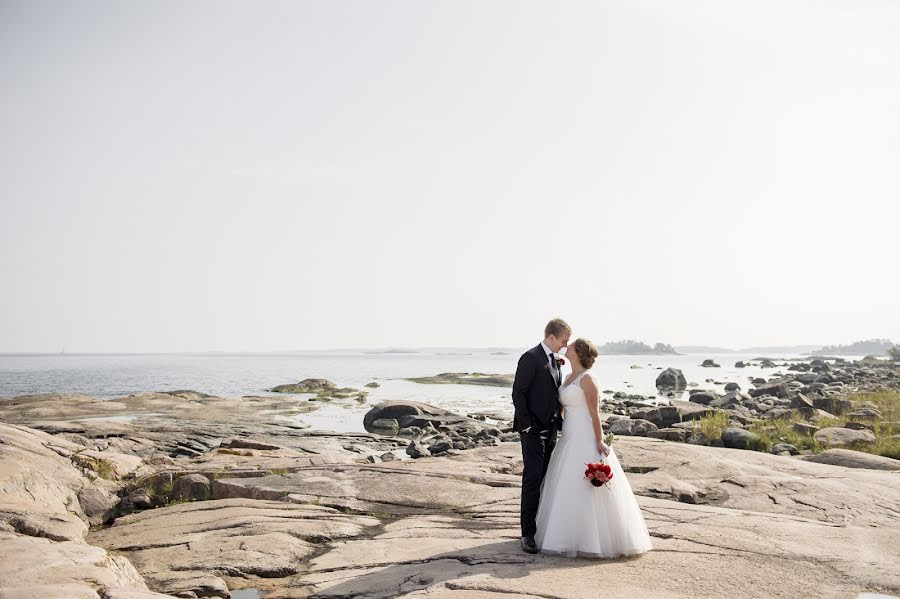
left=0, top=532, right=172, bottom=599
left=89, top=498, right=379, bottom=597
left=211, top=463, right=520, bottom=515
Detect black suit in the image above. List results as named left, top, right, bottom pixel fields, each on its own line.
left=512, top=343, right=562, bottom=538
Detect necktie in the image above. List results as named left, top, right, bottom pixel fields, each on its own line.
left=550, top=353, right=559, bottom=385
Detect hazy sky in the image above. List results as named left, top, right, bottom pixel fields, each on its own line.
left=1, top=0, right=898, bottom=352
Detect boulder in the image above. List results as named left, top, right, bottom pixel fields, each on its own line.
left=120, top=489, right=153, bottom=514
left=749, top=382, right=791, bottom=399
left=724, top=382, right=741, bottom=392
left=428, top=440, right=453, bottom=455
left=364, top=401, right=476, bottom=432
left=406, top=440, right=431, bottom=459
left=631, top=406, right=680, bottom=428
left=770, top=443, right=799, bottom=456
left=77, top=487, right=119, bottom=526
left=700, top=359, right=721, bottom=368
left=847, top=408, right=882, bottom=420
left=609, top=419, right=658, bottom=436
left=813, top=427, right=877, bottom=448
left=688, top=391, right=718, bottom=405
left=669, top=400, right=719, bottom=422
left=721, top=427, right=762, bottom=450
left=655, top=368, right=687, bottom=390
left=647, top=428, right=687, bottom=442
left=173, top=474, right=211, bottom=501
left=790, top=394, right=815, bottom=410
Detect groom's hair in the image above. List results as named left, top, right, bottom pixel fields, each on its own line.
left=544, top=318, right=572, bottom=338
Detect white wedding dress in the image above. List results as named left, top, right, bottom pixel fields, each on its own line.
left=535, top=370, right=653, bottom=558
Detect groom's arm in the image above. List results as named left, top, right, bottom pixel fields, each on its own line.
left=512, top=352, right=536, bottom=432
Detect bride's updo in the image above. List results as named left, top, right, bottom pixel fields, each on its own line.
left=573, top=338, right=599, bottom=369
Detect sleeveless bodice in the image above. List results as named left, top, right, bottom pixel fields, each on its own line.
left=559, top=371, right=591, bottom=411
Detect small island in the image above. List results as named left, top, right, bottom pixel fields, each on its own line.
left=405, top=372, right=514, bottom=388
left=597, top=340, right=679, bottom=355
left=810, top=339, right=896, bottom=356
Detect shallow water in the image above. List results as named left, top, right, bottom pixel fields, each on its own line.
left=0, top=351, right=847, bottom=434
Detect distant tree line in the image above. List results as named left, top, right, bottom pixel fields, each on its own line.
left=597, top=340, right=678, bottom=355
left=811, top=339, right=896, bottom=356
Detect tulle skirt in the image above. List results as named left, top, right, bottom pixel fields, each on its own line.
left=534, top=415, right=653, bottom=559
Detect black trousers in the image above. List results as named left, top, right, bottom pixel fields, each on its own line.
left=519, top=430, right=557, bottom=537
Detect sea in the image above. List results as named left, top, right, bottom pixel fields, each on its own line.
left=0, top=351, right=834, bottom=434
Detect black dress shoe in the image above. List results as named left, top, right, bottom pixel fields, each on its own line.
left=521, top=536, right=539, bottom=554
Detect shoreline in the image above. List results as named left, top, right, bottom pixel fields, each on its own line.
left=1, top=356, right=899, bottom=598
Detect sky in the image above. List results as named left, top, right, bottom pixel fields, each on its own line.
left=1, top=0, right=898, bottom=353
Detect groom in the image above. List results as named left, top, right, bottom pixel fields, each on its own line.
left=512, top=318, right=572, bottom=554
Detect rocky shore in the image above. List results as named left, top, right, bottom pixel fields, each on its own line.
left=1, top=357, right=899, bottom=598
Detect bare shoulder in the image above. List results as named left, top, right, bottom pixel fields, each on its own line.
left=579, top=371, right=599, bottom=392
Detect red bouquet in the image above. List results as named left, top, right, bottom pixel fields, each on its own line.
left=584, top=461, right=613, bottom=488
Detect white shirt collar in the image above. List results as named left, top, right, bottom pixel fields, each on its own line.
left=540, top=340, right=554, bottom=358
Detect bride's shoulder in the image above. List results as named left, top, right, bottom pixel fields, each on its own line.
left=578, top=371, right=599, bottom=389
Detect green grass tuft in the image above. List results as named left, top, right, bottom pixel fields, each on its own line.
left=695, top=411, right=729, bottom=443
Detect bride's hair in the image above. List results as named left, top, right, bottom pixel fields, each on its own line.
left=573, top=338, right=599, bottom=369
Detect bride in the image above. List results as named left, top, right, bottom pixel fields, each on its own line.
left=534, top=338, right=653, bottom=558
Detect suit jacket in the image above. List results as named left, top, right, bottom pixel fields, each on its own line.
left=511, top=344, right=562, bottom=433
